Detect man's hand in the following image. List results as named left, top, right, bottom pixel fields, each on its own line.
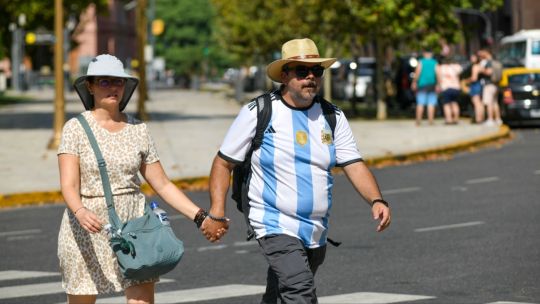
left=200, top=217, right=229, bottom=242
left=372, top=202, right=391, bottom=232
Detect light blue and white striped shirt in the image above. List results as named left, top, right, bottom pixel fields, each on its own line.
left=219, top=92, right=362, bottom=248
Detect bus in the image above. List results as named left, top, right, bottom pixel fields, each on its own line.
left=498, top=29, right=540, bottom=68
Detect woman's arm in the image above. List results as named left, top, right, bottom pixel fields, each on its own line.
left=58, top=154, right=102, bottom=233
left=140, top=161, right=200, bottom=220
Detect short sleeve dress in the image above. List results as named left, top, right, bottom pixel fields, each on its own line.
left=57, top=111, right=160, bottom=295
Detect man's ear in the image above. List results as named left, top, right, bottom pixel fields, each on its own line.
left=85, top=81, right=93, bottom=95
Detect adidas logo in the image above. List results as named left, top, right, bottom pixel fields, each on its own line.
left=265, top=126, right=276, bottom=134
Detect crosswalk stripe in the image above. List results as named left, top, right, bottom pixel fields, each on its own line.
left=0, top=282, right=62, bottom=300
left=486, top=302, right=539, bottom=304
left=319, top=292, right=435, bottom=304
left=0, top=270, right=58, bottom=282
left=97, top=284, right=266, bottom=303
left=0, top=279, right=175, bottom=301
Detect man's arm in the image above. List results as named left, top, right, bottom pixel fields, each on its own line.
left=202, top=154, right=236, bottom=240
left=342, top=161, right=391, bottom=232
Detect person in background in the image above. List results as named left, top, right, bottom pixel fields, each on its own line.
left=57, top=54, right=227, bottom=304
left=478, top=48, right=502, bottom=126
left=437, top=56, right=463, bottom=124
left=412, top=50, right=438, bottom=125
left=466, top=53, right=485, bottom=124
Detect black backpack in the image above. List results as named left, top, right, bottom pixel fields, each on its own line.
left=231, top=91, right=337, bottom=240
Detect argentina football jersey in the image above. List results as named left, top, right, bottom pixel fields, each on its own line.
left=219, top=91, right=362, bottom=248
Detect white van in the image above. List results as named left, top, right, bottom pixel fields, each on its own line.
left=498, top=29, right=540, bottom=68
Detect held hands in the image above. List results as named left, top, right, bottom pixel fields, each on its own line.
left=74, top=207, right=103, bottom=234
left=371, top=201, right=391, bottom=232
left=200, top=214, right=230, bottom=243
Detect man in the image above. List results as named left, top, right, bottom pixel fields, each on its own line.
left=205, top=38, right=391, bottom=304
left=412, top=49, right=438, bottom=125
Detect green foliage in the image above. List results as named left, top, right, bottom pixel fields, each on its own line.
left=154, top=0, right=232, bottom=78
left=0, top=0, right=107, bottom=59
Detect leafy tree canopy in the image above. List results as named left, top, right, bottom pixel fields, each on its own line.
left=0, top=0, right=107, bottom=58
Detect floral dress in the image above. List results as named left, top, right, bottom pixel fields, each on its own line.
left=57, top=111, right=159, bottom=295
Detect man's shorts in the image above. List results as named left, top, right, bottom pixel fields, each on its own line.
left=440, top=88, right=461, bottom=104
left=416, top=90, right=438, bottom=106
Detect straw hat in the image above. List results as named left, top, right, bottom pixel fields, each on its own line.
left=266, top=38, right=337, bottom=82
left=73, top=54, right=138, bottom=111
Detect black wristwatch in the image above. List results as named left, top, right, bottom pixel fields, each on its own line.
left=371, top=198, right=389, bottom=207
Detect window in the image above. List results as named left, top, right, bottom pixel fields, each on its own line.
left=532, top=40, right=540, bottom=55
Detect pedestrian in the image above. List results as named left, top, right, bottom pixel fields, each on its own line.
left=478, top=48, right=503, bottom=126
left=205, top=38, right=391, bottom=304
left=465, top=53, right=485, bottom=123
left=436, top=56, right=463, bottom=124
left=57, top=54, right=227, bottom=304
left=412, top=49, right=438, bottom=125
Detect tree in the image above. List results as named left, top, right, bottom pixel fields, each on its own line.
left=211, top=0, right=503, bottom=118
left=154, top=0, right=231, bottom=87
left=0, top=0, right=107, bottom=59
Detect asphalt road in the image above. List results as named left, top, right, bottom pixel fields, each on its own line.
left=0, top=129, right=538, bottom=304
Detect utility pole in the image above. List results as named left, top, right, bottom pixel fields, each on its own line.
left=136, top=0, right=149, bottom=121
left=48, top=0, right=65, bottom=149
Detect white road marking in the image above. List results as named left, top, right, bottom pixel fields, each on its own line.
left=97, top=284, right=266, bottom=303
left=197, top=244, right=228, bottom=252
left=487, top=302, right=539, bottom=304
left=0, top=279, right=174, bottom=300
left=0, top=229, right=41, bottom=237
left=319, top=292, right=435, bottom=303
left=465, top=176, right=500, bottom=184
left=534, top=169, right=540, bottom=175
left=7, top=235, right=40, bottom=241
left=233, top=241, right=258, bottom=247
left=0, top=282, right=62, bottom=299
left=451, top=186, right=468, bottom=192
left=382, top=187, right=422, bottom=195
left=415, top=221, right=485, bottom=232
left=0, top=270, right=58, bottom=281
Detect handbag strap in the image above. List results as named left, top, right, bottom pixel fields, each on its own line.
left=76, top=114, right=122, bottom=230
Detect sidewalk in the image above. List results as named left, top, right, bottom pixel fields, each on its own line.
left=0, top=88, right=510, bottom=207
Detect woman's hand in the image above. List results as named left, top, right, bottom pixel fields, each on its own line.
left=75, top=208, right=103, bottom=233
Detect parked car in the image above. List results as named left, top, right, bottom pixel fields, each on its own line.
left=330, top=57, right=375, bottom=101
left=499, top=67, right=540, bottom=126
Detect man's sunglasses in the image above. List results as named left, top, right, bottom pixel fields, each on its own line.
left=95, top=78, right=126, bottom=88
left=283, top=65, right=324, bottom=78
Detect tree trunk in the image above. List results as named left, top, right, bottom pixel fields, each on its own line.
left=375, top=38, right=387, bottom=120
left=324, top=46, right=333, bottom=101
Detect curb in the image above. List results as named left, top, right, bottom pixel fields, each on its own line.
left=0, top=126, right=512, bottom=209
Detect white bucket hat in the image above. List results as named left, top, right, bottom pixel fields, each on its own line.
left=266, top=38, right=337, bottom=83
left=73, top=54, right=139, bottom=111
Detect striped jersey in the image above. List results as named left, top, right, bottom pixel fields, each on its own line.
left=218, top=92, right=362, bottom=248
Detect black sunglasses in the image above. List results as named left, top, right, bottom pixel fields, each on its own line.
left=284, top=65, right=325, bottom=78
left=95, top=78, right=126, bottom=88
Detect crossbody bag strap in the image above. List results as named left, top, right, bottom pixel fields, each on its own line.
left=76, top=114, right=122, bottom=229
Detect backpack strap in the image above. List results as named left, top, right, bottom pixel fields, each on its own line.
left=317, top=95, right=337, bottom=137
left=239, top=92, right=272, bottom=240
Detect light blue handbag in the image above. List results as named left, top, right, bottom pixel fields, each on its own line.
left=77, top=115, right=184, bottom=280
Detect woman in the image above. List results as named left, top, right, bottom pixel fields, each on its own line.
left=57, top=54, right=227, bottom=304
left=467, top=53, right=485, bottom=123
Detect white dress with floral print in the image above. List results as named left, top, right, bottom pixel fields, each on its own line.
left=57, top=111, right=159, bottom=295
